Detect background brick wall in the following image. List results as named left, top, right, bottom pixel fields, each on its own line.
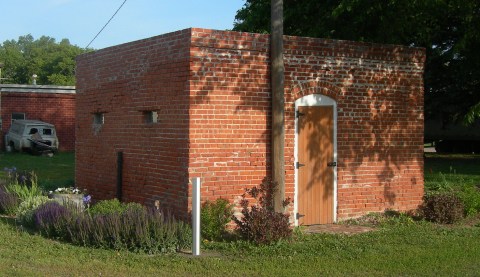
left=76, top=28, right=425, bottom=221
left=1, top=90, right=75, bottom=151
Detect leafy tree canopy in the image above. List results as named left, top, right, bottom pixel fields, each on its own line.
left=0, top=35, right=88, bottom=86
left=234, top=0, right=480, bottom=124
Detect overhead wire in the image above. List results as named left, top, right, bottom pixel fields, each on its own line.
left=85, top=0, right=128, bottom=49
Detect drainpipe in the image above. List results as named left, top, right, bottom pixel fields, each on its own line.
left=271, top=0, right=285, bottom=212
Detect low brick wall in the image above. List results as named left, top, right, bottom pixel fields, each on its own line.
left=0, top=85, right=76, bottom=151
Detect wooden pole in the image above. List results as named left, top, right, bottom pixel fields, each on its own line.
left=271, top=0, right=285, bottom=212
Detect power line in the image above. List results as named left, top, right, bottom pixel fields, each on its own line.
left=86, top=0, right=128, bottom=49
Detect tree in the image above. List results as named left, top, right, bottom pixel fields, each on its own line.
left=0, top=35, right=88, bottom=86
left=233, top=0, right=480, bottom=124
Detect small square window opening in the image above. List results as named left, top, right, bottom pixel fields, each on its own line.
left=93, top=113, right=104, bottom=125
left=144, top=111, right=158, bottom=124
left=12, top=113, right=26, bottom=123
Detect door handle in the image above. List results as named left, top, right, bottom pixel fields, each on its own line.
left=296, top=162, right=305, bottom=169
left=327, top=162, right=337, bottom=167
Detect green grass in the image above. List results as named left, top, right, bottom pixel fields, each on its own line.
left=0, top=152, right=74, bottom=190
left=0, top=216, right=479, bottom=276
left=0, top=152, right=479, bottom=275
left=424, top=153, right=480, bottom=190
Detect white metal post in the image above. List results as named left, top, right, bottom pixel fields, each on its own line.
left=192, top=177, right=201, bottom=256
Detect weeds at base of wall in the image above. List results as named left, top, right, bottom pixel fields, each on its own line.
left=200, top=198, right=233, bottom=241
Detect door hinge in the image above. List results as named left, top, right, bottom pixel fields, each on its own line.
left=296, top=162, right=305, bottom=169
left=327, top=161, right=337, bottom=167
left=296, top=110, right=305, bottom=118
left=296, top=213, right=305, bottom=219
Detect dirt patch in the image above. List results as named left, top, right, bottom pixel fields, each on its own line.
left=303, top=224, right=375, bottom=235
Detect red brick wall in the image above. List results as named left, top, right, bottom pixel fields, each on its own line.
left=76, top=28, right=425, bottom=221
left=1, top=91, right=75, bottom=151
left=187, top=28, right=424, bottom=219
left=75, top=29, right=192, bottom=215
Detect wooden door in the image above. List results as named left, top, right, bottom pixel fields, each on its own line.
left=297, top=106, right=334, bottom=225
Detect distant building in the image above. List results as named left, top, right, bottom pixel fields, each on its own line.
left=0, top=84, right=75, bottom=151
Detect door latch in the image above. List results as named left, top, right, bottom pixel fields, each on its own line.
left=296, top=162, right=305, bottom=169
left=327, top=161, right=337, bottom=167
left=296, top=213, right=305, bottom=219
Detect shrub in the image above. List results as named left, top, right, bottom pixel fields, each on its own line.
left=17, top=195, right=51, bottom=227
left=456, top=184, right=480, bottom=216
left=233, top=177, right=292, bottom=245
left=33, top=201, right=76, bottom=237
left=421, top=192, right=464, bottom=224
left=0, top=185, right=20, bottom=215
left=3, top=168, right=40, bottom=192
left=88, top=198, right=144, bottom=216
left=4, top=172, right=43, bottom=202
left=34, top=200, right=191, bottom=254
left=88, top=198, right=123, bottom=215
left=201, top=198, right=233, bottom=241
left=65, top=207, right=191, bottom=253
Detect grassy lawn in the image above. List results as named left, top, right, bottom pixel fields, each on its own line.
left=0, top=151, right=74, bottom=190
left=424, top=153, right=480, bottom=189
left=0, top=216, right=479, bottom=276
left=0, top=152, right=479, bottom=276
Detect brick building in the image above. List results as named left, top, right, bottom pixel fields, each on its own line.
left=0, top=84, right=76, bottom=151
left=75, top=28, right=425, bottom=224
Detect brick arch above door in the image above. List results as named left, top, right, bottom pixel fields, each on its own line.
left=288, top=79, right=342, bottom=105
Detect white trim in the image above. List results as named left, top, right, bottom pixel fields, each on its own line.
left=294, top=94, right=337, bottom=226
left=0, top=84, right=75, bottom=94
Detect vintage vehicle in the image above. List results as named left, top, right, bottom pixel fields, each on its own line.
left=5, top=120, right=59, bottom=153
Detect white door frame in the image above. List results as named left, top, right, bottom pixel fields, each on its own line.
left=294, top=94, right=338, bottom=226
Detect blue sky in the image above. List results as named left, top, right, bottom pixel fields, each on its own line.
left=0, top=0, right=246, bottom=49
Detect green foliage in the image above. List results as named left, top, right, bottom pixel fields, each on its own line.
left=234, top=0, right=480, bottom=124
left=233, top=177, right=292, bottom=245
left=88, top=199, right=144, bottom=216
left=0, top=152, right=75, bottom=190
left=456, top=184, right=480, bottom=216
left=34, top=202, right=191, bottom=254
left=5, top=173, right=43, bottom=202
left=17, top=195, right=51, bottom=227
left=31, top=197, right=190, bottom=254
left=0, top=35, right=88, bottom=85
left=421, top=192, right=465, bottom=224
left=0, top=185, right=20, bottom=215
left=424, top=161, right=480, bottom=216
left=200, top=198, right=233, bottom=241
left=425, top=172, right=454, bottom=192
left=33, top=201, right=78, bottom=238
left=0, top=169, right=44, bottom=218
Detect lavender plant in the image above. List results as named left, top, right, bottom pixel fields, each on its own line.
left=0, top=184, right=20, bottom=215
left=35, top=199, right=192, bottom=254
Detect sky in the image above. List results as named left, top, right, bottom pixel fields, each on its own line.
left=0, top=0, right=246, bottom=50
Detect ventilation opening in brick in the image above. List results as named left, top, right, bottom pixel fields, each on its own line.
left=11, top=112, right=25, bottom=122
left=143, top=111, right=158, bottom=124
left=93, top=112, right=104, bottom=125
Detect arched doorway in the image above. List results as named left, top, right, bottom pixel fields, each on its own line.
left=295, top=94, right=337, bottom=225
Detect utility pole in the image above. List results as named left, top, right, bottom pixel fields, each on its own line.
left=0, top=62, right=4, bottom=133
left=271, top=0, right=285, bottom=212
